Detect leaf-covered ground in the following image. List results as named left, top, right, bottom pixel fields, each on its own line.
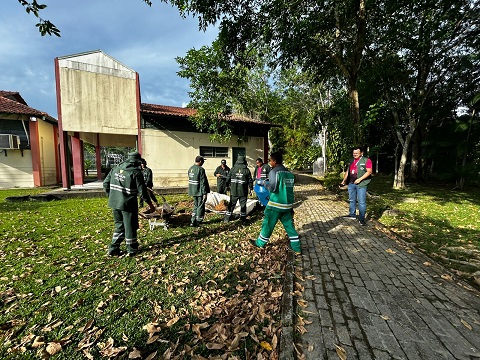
left=0, top=190, right=291, bottom=359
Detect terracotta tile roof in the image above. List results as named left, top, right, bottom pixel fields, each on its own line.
left=140, top=103, right=274, bottom=126
left=0, top=91, right=57, bottom=123
left=141, top=103, right=197, bottom=117
left=0, top=91, right=27, bottom=105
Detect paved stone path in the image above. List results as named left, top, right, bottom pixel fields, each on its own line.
left=281, top=177, right=480, bottom=360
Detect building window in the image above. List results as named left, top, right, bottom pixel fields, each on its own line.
left=200, top=146, right=228, bottom=158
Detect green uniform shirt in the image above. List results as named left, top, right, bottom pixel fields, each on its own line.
left=142, top=166, right=154, bottom=188
left=265, top=164, right=295, bottom=212
left=214, top=165, right=230, bottom=187
left=103, top=160, right=151, bottom=211
left=227, top=160, right=253, bottom=197
left=188, top=164, right=210, bottom=196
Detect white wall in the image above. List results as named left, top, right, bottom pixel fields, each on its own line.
left=0, top=150, right=34, bottom=188
left=59, top=68, right=138, bottom=135
left=141, top=129, right=265, bottom=187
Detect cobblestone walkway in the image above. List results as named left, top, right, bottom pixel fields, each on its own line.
left=281, top=177, right=480, bottom=360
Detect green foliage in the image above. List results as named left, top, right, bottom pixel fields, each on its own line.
left=84, top=143, right=95, bottom=154
left=285, top=144, right=322, bottom=170
left=321, top=171, right=344, bottom=192
left=17, top=0, right=61, bottom=36
left=422, top=115, right=480, bottom=184
left=176, top=40, right=275, bottom=142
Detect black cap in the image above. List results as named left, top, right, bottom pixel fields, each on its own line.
left=195, top=155, right=205, bottom=163
left=221, top=159, right=226, bottom=164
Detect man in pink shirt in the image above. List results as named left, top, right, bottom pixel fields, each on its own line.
left=340, top=146, right=373, bottom=226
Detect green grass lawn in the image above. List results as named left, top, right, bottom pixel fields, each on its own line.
left=0, top=191, right=288, bottom=359
left=366, top=175, right=480, bottom=283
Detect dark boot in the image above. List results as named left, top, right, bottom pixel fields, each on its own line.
left=190, top=219, right=198, bottom=227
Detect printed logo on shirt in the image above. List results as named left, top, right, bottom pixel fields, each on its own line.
left=114, top=172, right=125, bottom=182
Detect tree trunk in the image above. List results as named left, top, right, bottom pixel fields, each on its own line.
left=456, top=109, right=475, bottom=190
left=348, top=85, right=362, bottom=144
left=321, top=125, right=327, bottom=174
left=410, top=115, right=427, bottom=181
left=332, top=0, right=365, bottom=144
left=386, top=91, right=418, bottom=190
left=410, top=132, right=420, bottom=181
left=393, top=135, right=412, bottom=189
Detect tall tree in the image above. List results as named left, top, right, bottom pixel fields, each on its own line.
left=168, top=0, right=370, bottom=143
left=364, top=0, right=479, bottom=189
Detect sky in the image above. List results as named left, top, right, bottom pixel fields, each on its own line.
left=0, top=0, right=218, bottom=118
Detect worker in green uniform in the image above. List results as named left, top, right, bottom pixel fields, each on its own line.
left=213, top=159, right=230, bottom=194
left=251, top=152, right=301, bottom=254
left=188, top=155, right=210, bottom=227
left=139, top=158, right=158, bottom=208
left=103, top=152, right=154, bottom=256
left=224, top=156, right=253, bottom=222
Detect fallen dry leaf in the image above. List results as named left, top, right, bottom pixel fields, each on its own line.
left=205, top=342, right=223, bottom=350
left=385, top=248, right=396, bottom=254
left=297, top=299, right=308, bottom=308
left=32, top=336, right=45, bottom=348
left=166, top=317, right=179, bottom=327
left=260, top=341, right=273, bottom=351
left=46, top=342, right=62, bottom=355
left=144, top=322, right=161, bottom=334
left=128, top=348, right=142, bottom=359
left=461, top=319, right=472, bottom=330
left=145, top=351, right=157, bottom=360
left=78, top=319, right=94, bottom=333
left=296, top=325, right=308, bottom=334
left=335, top=344, right=347, bottom=360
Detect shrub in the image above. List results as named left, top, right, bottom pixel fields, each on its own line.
left=322, top=171, right=343, bottom=192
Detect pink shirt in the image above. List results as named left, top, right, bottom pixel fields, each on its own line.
left=349, top=158, right=372, bottom=182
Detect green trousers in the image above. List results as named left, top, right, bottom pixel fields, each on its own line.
left=224, top=195, right=247, bottom=221
left=109, top=209, right=139, bottom=255
left=191, top=196, right=206, bottom=224
left=255, top=207, right=300, bottom=252
left=217, top=180, right=227, bottom=195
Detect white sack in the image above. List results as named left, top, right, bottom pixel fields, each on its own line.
left=205, top=192, right=257, bottom=215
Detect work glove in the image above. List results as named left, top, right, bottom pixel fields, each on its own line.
left=202, top=194, right=207, bottom=203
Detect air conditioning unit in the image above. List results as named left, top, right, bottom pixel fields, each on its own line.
left=0, top=134, right=21, bottom=149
